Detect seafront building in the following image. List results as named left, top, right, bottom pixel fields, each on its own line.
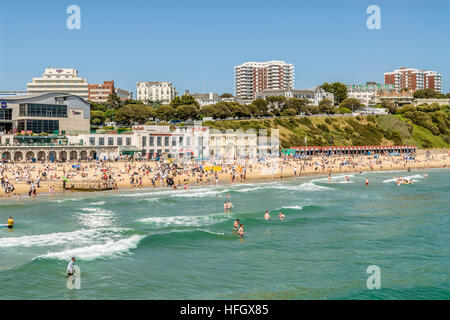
left=136, top=81, right=177, bottom=104
left=346, top=82, right=395, bottom=106
left=371, top=90, right=414, bottom=107
left=234, top=61, right=294, bottom=100
left=0, top=92, right=90, bottom=135
left=191, top=92, right=221, bottom=107
left=27, top=68, right=89, bottom=100
left=255, top=86, right=334, bottom=106
left=384, top=68, right=442, bottom=93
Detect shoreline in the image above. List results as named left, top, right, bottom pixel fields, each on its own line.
left=1, top=149, right=448, bottom=200
left=2, top=165, right=447, bottom=203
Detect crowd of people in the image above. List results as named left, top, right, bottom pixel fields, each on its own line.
left=0, top=149, right=447, bottom=199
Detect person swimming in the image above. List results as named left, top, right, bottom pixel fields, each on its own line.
left=279, top=211, right=286, bottom=220
left=233, top=219, right=240, bottom=231
left=264, top=210, right=270, bottom=220
left=227, top=200, right=233, bottom=212
left=238, top=224, right=244, bottom=238
left=365, top=178, right=369, bottom=186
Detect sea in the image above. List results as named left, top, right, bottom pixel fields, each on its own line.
left=0, top=169, right=448, bottom=299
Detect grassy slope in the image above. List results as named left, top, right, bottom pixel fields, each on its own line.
left=203, top=115, right=450, bottom=149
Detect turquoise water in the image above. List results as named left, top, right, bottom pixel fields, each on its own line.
left=0, top=169, right=448, bottom=300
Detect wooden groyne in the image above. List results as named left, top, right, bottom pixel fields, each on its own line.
left=57, top=179, right=116, bottom=192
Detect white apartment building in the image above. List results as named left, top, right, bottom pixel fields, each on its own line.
left=346, top=83, right=395, bottom=106
left=191, top=92, right=221, bottom=107
left=255, top=86, right=334, bottom=106
left=27, top=68, right=89, bottom=100
left=234, top=61, right=294, bottom=100
left=136, top=81, right=177, bottom=104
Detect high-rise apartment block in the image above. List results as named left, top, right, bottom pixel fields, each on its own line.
left=234, top=61, right=294, bottom=100
left=384, top=68, right=442, bottom=92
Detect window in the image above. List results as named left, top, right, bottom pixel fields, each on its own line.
left=117, top=137, right=123, bottom=146
left=172, top=138, right=176, bottom=146
left=149, top=136, right=154, bottom=146
left=142, top=136, right=147, bottom=147
left=164, top=137, right=169, bottom=146
left=99, top=137, right=105, bottom=146
left=19, top=120, right=59, bottom=134
left=157, top=137, right=162, bottom=146
left=19, top=104, right=67, bottom=118
left=0, top=109, right=12, bottom=120
left=108, top=137, right=114, bottom=146
left=126, top=137, right=131, bottom=146
left=89, top=137, right=96, bottom=146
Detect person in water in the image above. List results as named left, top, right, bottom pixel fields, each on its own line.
left=7, top=216, right=14, bottom=229
left=233, top=219, right=240, bottom=231
left=264, top=210, right=270, bottom=220
left=238, top=224, right=244, bottom=238
left=279, top=211, right=286, bottom=220
left=67, top=257, right=76, bottom=278
left=227, top=200, right=234, bottom=212
left=365, top=178, right=369, bottom=186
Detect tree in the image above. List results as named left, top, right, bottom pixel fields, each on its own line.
left=250, top=99, right=270, bottom=117
left=212, top=102, right=232, bottom=119
left=413, top=89, right=442, bottom=99
left=104, top=108, right=117, bottom=122
left=106, top=92, right=122, bottom=109
left=174, top=105, right=200, bottom=121
left=90, top=110, right=106, bottom=126
left=228, top=103, right=251, bottom=118
left=155, top=105, right=175, bottom=121
left=170, top=95, right=200, bottom=108
left=114, top=104, right=154, bottom=125
left=281, top=108, right=297, bottom=116
left=266, top=96, right=287, bottom=114
left=318, top=98, right=335, bottom=114
left=200, top=105, right=217, bottom=118
left=284, top=98, right=309, bottom=115
left=169, top=96, right=183, bottom=108
left=381, top=100, right=396, bottom=114
left=339, top=98, right=363, bottom=112
left=220, top=93, right=233, bottom=98
left=321, top=82, right=348, bottom=104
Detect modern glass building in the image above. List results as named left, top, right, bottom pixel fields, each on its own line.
left=0, top=92, right=91, bottom=135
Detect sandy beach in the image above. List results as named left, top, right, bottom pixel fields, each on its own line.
left=1, top=149, right=448, bottom=199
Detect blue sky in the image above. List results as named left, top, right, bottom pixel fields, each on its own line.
left=0, top=0, right=449, bottom=95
